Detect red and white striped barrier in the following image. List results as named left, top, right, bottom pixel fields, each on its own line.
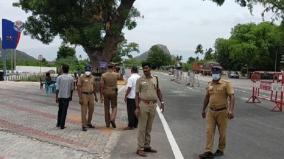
left=247, top=72, right=283, bottom=112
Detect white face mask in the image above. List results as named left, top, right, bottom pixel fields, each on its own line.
left=212, top=73, right=221, bottom=81
left=85, top=71, right=91, bottom=76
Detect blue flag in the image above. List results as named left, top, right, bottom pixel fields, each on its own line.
left=2, top=19, right=21, bottom=49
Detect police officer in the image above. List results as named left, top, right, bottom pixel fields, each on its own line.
left=77, top=66, right=98, bottom=131
left=135, top=62, right=165, bottom=157
left=100, top=63, right=120, bottom=128
left=199, top=65, right=235, bottom=159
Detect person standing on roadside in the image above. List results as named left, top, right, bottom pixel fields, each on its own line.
left=77, top=66, right=98, bottom=131
left=55, top=64, right=74, bottom=129
left=135, top=62, right=165, bottom=157
left=199, top=65, right=235, bottom=159
left=124, top=66, right=140, bottom=130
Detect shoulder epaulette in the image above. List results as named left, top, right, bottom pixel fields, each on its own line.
left=221, top=79, right=230, bottom=83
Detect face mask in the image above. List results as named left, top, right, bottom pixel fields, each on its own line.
left=85, top=71, right=91, bottom=76
left=212, top=73, right=220, bottom=81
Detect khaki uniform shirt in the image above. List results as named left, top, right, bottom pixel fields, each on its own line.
left=207, top=79, right=234, bottom=109
left=136, top=75, right=158, bottom=101
left=77, top=75, right=96, bottom=93
left=101, top=71, right=119, bottom=94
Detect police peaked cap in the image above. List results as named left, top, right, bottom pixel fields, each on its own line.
left=108, top=63, right=115, bottom=68
left=85, top=65, right=92, bottom=71
left=211, top=65, right=222, bottom=73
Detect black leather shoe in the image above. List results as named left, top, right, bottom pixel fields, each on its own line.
left=60, top=126, right=66, bottom=129
left=110, top=121, right=116, bottom=128
left=87, top=124, right=95, bottom=128
left=82, top=127, right=87, bottom=131
left=144, top=147, right=157, bottom=153
left=214, top=150, right=224, bottom=156
left=199, top=151, right=214, bottom=159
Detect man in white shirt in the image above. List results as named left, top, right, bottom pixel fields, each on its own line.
left=124, top=66, right=140, bottom=130
left=55, top=64, right=74, bottom=129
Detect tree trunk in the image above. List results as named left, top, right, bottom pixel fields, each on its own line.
left=86, top=49, right=107, bottom=68
left=85, top=35, right=123, bottom=69
left=86, top=48, right=115, bottom=69
left=84, top=0, right=136, bottom=71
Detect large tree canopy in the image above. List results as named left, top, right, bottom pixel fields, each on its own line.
left=57, top=45, right=76, bottom=60
left=14, top=0, right=139, bottom=68
left=214, top=22, right=282, bottom=71
left=146, top=45, right=172, bottom=69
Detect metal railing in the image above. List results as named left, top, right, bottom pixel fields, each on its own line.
left=5, top=73, right=43, bottom=82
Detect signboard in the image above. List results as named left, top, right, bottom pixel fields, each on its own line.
left=2, top=19, right=22, bottom=49
left=38, top=54, right=43, bottom=61
left=13, top=21, right=24, bottom=32
left=260, top=81, right=273, bottom=91
left=99, top=61, right=108, bottom=68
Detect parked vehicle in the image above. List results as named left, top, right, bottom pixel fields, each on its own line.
left=228, top=71, right=239, bottom=79
left=192, top=61, right=221, bottom=75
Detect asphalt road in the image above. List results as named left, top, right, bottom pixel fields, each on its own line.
left=111, top=71, right=284, bottom=159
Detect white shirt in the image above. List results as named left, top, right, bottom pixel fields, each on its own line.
left=126, top=73, right=141, bottom=99
left=56, top=74, right=74, bottom=98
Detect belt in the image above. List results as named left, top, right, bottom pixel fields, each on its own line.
left=82, top=92, right=93, bottom=95
left=210, top=107, right=227, bottom=111
left=140, top=99, right=157, bottom=105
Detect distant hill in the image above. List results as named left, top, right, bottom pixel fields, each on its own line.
left=134, top=44, right=171, bottom=61
left=14, top=50, right=37, bottom=61
left=0, top=38, right=37, bottom=62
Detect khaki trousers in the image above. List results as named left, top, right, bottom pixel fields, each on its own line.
left=137, top=102, right=156, bottom=150
left=81, top=94, right=94, bottom=127
left=103, top=93, right=117, bottom=126
left=205, top=109, right=228, bottom=152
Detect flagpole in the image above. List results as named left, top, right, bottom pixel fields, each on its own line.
left=14, top=49, right=16, bottom=71
left=9, top=49, right=12, bottom=72
left=3, top=50, right=7, bottom=80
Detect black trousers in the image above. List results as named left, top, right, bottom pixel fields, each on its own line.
left=57, top=98, right=70, bottom=128
left=127, top=98, right=138, bottom=128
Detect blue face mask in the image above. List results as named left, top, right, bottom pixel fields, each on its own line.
left=212, top=73, right=221, bottom=81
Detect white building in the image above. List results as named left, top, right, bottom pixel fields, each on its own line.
left=16, top=66, right=56, bottom=74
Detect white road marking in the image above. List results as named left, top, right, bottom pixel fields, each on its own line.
left=156, top=105, right=184, bottom=159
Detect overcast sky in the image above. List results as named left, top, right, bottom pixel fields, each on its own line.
left=0, top=0, right=274, bottom=61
